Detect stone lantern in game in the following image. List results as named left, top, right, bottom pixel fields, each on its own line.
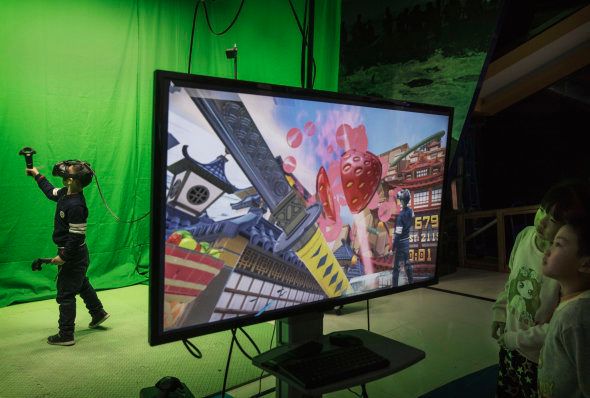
left=167, top=145, right=236, bottom=217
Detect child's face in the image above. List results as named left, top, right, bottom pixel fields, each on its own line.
left=63, top=166, right=76, bottom=187
left=542, top=225, right=584, bottom=279
left=535, top=206, right=562, bottom=243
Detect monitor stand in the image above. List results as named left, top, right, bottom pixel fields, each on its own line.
left=255, top=312, right=426, bottom=398
left=275, top=311, right=324, bottom=398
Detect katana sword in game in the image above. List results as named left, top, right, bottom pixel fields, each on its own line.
left=190, top=93, right=350, bottom=298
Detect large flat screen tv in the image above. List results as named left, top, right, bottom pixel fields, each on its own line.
left=150, top=70, right=453, bottom=345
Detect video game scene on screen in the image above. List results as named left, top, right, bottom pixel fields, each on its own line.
left=162, top=83, right=448, bottom=331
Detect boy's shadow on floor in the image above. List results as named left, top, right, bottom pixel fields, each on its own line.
left=76, top=325, right=110, bottom=341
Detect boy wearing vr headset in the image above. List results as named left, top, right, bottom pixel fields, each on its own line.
left=26, top=161, right=109, bottom=346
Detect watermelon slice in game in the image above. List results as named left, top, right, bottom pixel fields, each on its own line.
left=316, top=166, right=337, bottom=221
left=164, top=243, right=224, bottom=302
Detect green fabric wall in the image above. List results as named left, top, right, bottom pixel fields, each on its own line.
left=0, top=0, right=341, bottom=307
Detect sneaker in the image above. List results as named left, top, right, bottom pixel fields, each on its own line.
left=47, top=333, right=75, bottom=346
left=89, top=312, right=110, bottom=328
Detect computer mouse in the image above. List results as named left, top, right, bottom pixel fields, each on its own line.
left=329, top=332, right=363, bottom=347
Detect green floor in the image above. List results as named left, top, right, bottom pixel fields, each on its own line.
left=0, top=284, right=274, bottom=398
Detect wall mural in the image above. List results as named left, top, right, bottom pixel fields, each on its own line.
left=339, top=0, right=502, bottom=148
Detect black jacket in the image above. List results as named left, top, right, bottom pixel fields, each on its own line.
left=35, top=174, right=88, bottom=261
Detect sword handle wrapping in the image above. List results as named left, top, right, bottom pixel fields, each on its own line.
left=296, top=229, right=351, bottom=298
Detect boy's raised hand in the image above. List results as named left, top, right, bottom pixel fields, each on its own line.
left=26, top=167, right=40, bottom=177
left=491, top=321, right=506, bottom=340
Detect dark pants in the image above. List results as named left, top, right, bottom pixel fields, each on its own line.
left=496, top=347, right=538, bottom=398
left=56, top=246, right=103, bottom=337
left=392, top=239, right=413, bottom=287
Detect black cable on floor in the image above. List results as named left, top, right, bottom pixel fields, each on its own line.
left=250, top=387, right=276, bottom=398
left=256, top=321, right=277, bottom=397
left=366, top=299, right=371, bottom=331
left=361, top=383, right=369, bottom=398
left=182, top=338, right=203, bottom=358
left=233, top=336, right=254, bottom=360
left=220, top=329, right=237, bottom=398
left=232, top=328, right=260, bottom=361
left=347, top=383, right=369, bottom=398
left=238, top=327, right=262, bottom=356
left=425, top=286, right=496, bottom=302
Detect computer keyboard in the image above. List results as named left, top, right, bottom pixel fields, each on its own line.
left=277, top=344, right=390, bottom=389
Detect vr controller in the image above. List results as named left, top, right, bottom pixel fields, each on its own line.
left=19, top=147, right=37, bottom=169
left=19, top=146, right=94, bottom=188
left=32, top=258, right=53, bottom=271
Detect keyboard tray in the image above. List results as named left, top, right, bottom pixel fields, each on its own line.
left=277, top=345, right=390, bottom=389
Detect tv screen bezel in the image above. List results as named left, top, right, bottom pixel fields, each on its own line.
left=149, top=70, right=454, bottom=346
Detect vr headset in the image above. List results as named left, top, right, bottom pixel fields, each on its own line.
left=52, top=160, right=94, bottom=188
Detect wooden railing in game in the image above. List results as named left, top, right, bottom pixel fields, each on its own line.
left=457, top=205, right=539, bottom=272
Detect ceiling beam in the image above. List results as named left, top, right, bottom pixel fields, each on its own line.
left=475, top=5, right=590, bottom=116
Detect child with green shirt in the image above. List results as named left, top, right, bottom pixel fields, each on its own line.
left=492, top=179, right=590, bottom=397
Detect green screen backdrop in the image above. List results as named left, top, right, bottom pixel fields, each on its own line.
left=0, top=0, right=341, bottom=307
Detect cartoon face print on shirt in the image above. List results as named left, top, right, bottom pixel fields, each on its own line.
left=508, top=266, right=541, bottom=325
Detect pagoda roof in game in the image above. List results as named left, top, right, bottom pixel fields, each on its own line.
left=168, top=145, right=237, bottom=193
left=383, top=141, right=445, bottom=192
left=334, top=240, right=355, bottom=261
left=333, top=239, right=365, bottom=278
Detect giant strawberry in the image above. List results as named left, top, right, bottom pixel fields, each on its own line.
left=340, top=149, right=382, bottom=213
left=316, top=166, right=337, bottom=221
